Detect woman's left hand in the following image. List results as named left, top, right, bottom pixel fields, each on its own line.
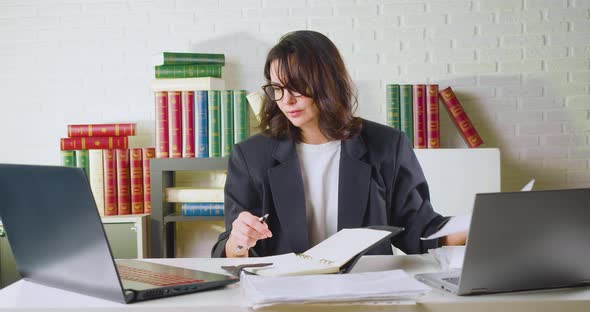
left=440, top=231, right=467, bottom=246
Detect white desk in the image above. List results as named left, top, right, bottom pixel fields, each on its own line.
left=1, top=255, right=589, bottom=312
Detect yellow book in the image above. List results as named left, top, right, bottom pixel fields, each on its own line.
left=165, top=187, right=224, bottom=203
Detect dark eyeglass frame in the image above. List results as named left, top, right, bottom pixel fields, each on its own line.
left=261, top=83, right=303, bottom=102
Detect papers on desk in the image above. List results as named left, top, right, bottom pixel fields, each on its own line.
left=240, top=269, right=430, bottom=309
left=428, top=246, right=466, bottom=271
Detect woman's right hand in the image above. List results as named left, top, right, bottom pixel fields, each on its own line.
left=226, top=211, right=273, bottom=257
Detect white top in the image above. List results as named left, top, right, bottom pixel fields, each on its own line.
left=295, top=140, right=341, bottom=246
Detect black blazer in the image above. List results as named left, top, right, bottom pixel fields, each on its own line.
left=211, top=119, right=448, bottom=257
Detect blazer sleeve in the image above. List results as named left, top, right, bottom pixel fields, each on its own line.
left=389, top=134, right=449, bottom=254
left=211, top=144, right=261, bottom=258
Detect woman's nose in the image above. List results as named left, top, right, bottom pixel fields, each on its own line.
left=282, top=91, right=297, bottom=104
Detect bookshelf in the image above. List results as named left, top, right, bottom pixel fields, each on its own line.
left=147, top=148, right=500, bottom=258
left=149, top=157, right=228, bottom=258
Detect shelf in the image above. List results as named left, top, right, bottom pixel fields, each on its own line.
left=150, top=157, right=230, bottom=258
left=151, top=157, right=229, bottom=172
left=164, top=213, right=224, bottom=223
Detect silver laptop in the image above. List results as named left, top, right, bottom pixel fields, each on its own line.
left=0, top=164, right=238, bottom=303
left=416, top=189, right=590, bottom=295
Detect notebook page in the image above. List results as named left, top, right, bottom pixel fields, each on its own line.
left=243, top=253, right=337, bottom=277
left=304, top=228, right=392, bottom=267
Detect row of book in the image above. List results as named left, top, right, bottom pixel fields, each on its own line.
left=165, top=187, right=225, bottom=217
left=60, top=123, right=135, bottom=150
left=154, top=52, right=225, bottom=79
left=61, top=148, right=155, bottom=216
left=386, top=85, right=483, bottom=148
left=154, top=89, right=249, bottom=159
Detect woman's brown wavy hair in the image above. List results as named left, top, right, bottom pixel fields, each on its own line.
left=258, top=30, right=362, bottom=142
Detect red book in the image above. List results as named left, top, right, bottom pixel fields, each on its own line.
left=426, top=84, right=440, bottom=149
left=142, top=147, right=155, bottom=214
left=439, top=87, right=484, bottom=148
left=412, top=84, right=427, bottom=149
left=60, top=137, right=128, bottom=150
left=130, top=148, right=144, bottom=215
left=68, top=123, right=136, bottom=137
left=155, top=91, right=169, bottom=158
left=168, top=91, right=183, bottom=158
left=182, top=91, right=196, bottom=158
left=115, top=149, right=131, bottom=215
left=102, top=149, right=118, bottom=216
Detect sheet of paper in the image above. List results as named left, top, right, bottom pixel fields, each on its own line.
left=420, top=215, right=470, bottom=240
left=428, top=246, right=465, bottom=270
left=241, top=269, right=430, bottom=309
left=521, top=179, right=535, bottom=191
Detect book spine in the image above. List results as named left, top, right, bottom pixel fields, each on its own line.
left=130, top=148, right=144, bottom=215
left=60, top=150, right=76, bottom=166
left=181, top=91, right=196, bottom=158
left=439, top=87, right=484, bottom=148
left=386, top=84, right=400, bottom=129
left=142, top=147, right=155, bottom=214
left=426, top=84, right=440, bottom=149
left=149, top=77, right=226, bottom=92
left=168, top=91, right=183, bottom=158
left=75, top=150, right=90, bottom=177
left=162, top=52, right=225, bottom=66
left=103, top=149, right=118, bottom=216
left=208, top=90, right=221, bottom=158
left=220, top=90, right=234, bottom=157
left=195, top=90, right=209, bottom=158
left=165, top=188, right=225, bottom=202
left=155, top=91, right=169, bottom=158
left=115, top=149, right=131, bottom=215
left=60, top=137, right=128, bottom=150
left=233, top=89, right=249, bottom=144
left=412, top=84, right=427, bottom=149
left=399, top=85, right=413, bottom=144
left=68, top=123, right=136, bottom=137
left=181, top=202, right=225, bottom=216
left=88, top=150, right=105, bottom=216
left=155, top=65, right=222, bottom=79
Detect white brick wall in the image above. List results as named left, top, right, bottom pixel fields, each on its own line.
left=1, top=0, right=590, bottom=255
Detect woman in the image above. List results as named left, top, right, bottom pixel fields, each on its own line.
left=211, top=30, right=465, bottom=258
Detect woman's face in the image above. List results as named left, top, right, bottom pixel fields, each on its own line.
left=269, top=60, right=320, bottom=131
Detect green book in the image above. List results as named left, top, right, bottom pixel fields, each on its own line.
left=233, top=90, right=249, bottom=144
left=208, top=90, right=221, bottom=158
left=399, top=85, right=413, bottom=144
left=155, top=64, right=222, bottom=79
left=220, top=90, right=234, bottom=158
left=386, top=84, right=400, bottom=129
left=60, top=150, right=76, bottom=167
left=156, top=52, right=225, bottom=66
left=75, top=150, right=90, bottom=176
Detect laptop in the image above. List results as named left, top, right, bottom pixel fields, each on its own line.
left=416, top=188, right=590, bottom=295
left=0, top=164, right=238, bottom=303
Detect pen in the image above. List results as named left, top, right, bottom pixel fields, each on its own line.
left=236, top=213, right=270, bottom=253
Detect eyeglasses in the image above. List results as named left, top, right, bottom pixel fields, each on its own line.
left=262, top=84, right=302, bottom=102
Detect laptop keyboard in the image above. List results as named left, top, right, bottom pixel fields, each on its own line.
left=117, top=264, right=205, bottom=287
left=442, top=277, right=461, bottom=285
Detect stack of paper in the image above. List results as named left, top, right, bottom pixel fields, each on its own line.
left=240, top=269, right=430, bottom=309
left=428, top=246, right=466, bottom=271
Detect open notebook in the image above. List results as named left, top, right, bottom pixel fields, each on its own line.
left=237, top=226, right=403, bottom=277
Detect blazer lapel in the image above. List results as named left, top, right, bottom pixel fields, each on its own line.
left=338, top=134, right=371, bottom=230
left=268, top=139, right=310, bottom=253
